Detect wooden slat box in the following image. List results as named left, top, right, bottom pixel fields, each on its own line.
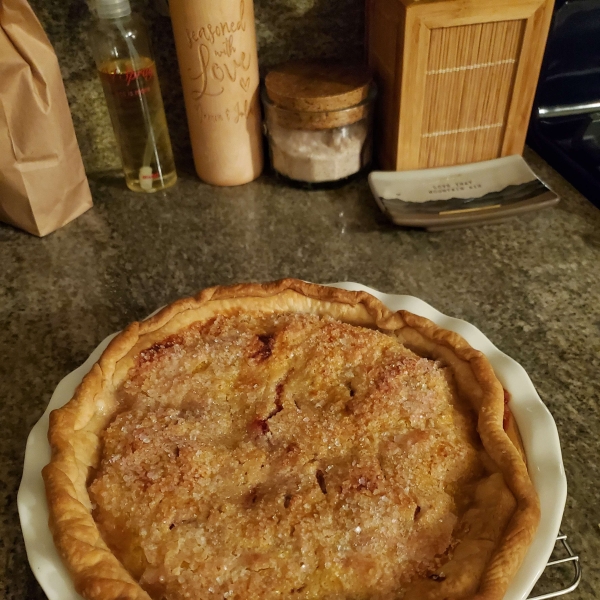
left=366, top=0, right=554, bottom=170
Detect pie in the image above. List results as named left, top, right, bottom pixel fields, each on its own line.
left=43, top=279, right=540, bottom=600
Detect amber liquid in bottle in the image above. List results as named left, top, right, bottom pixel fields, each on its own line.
left=98, top=57, right=177, bottom=192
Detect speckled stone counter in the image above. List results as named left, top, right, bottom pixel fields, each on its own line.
left=1, top=151, right=599, bottom=599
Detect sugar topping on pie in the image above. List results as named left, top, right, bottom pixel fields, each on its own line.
left=89, top=311, right=483, bottom=600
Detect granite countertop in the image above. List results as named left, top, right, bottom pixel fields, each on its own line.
left=1, top=151, right=599, bottom=599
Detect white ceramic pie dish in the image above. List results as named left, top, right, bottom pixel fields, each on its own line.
left=18, top=282, right=566, bottom=600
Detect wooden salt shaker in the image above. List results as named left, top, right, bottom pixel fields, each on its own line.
left=170, top=0, right=263, bottom=186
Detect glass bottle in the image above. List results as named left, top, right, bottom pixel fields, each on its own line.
left=89, top=0, right=177, bottom=192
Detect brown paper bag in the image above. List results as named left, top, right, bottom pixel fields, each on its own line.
left=0, top=0, right=93, bottom=237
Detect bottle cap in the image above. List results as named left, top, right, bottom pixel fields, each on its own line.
left=264, top=61, right=374, bottom=130
left=96, top=0, right=131, bottom=19
left=265, top=60, right=373, bottom=112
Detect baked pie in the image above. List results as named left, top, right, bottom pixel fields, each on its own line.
left=43, top=279, right=540, bottom=600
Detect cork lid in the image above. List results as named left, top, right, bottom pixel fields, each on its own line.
left=265, top=60, right=373, bottom=112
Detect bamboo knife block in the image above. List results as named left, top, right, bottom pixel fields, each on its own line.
left=366, top=0, right=554, bottom=170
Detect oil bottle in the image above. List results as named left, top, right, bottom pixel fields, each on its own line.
left=90, top=0, right=177, bottom=192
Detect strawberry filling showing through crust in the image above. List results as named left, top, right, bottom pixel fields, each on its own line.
left=90, top=312, right=485, bottom=600
left=503, top=388, right=511, bottom=431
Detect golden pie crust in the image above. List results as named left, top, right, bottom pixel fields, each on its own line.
left=43, top=279, right=540, bottom=600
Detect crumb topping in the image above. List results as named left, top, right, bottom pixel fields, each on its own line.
left=90, top=312, right=482, bottom=600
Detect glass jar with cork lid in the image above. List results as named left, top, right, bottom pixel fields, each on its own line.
left=262, top=61, right=375, bottom=185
